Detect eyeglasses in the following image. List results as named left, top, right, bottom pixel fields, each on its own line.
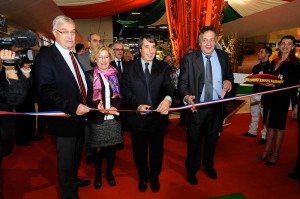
left=55, top=29, right=76, bottom=36
left=113, top=49, right=124, bottom=51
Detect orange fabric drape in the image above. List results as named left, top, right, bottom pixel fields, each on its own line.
left=165, top=0, right=224, bottom=64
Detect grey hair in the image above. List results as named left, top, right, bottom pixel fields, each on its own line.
left=52, top=15, right=74, bottom=30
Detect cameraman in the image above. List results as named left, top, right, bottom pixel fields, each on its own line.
left=0, top=49, right=31, bottom=182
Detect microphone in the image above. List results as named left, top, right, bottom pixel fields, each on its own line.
left=0, top=30, right=38, bottom=48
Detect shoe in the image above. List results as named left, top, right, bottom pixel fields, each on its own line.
left=150, top=180, right=160, bottom=193
left=187, top=173, right=198, bottom=185
left=206, top=168, right=218, bottom=179
left=266, top=154, right=280, bottom=166
left=258, top=138, right=266, bottom=144
left=77, top=179, right=91, bottom=187
left=86, top=156, right=95, bottom=165
left=287, top=173, right=300, bottom=180
left=138, top=180, right=147, bottom=192
left=105, top=172, right=116, bottom=186
left=256, top=150, right=273, bottom=160
left=241, top=132, right=256, bottom=137
left=94, top=174, right=102, bottom=189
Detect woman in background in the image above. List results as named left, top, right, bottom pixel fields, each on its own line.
left=256, top=35, right=300, bottom=165
left=87, top=46, right=123, bottom=189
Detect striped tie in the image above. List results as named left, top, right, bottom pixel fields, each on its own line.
left=69, top=51, right=87, bottom=104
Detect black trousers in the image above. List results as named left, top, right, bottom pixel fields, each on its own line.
left=185, top=105, right=220, bottom=175
left=56, top=136, right=83, bottom=199
left=130, top=116, right=165, bottom=182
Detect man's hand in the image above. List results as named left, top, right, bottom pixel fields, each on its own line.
left=137, top=104, right=151, bottom=115
left=156, top=99, right=170, bottom=115
left=76, top=104, right=90, bottom=115
left=184, top=95, right=196, bottom=112
left=222, top=80, right=232, bottom=92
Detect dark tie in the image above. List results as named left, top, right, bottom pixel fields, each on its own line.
left=117, top=60, right=121, bottom=72
left=205, top=55, right=213, bottom=101
left=69, top=52, right=87, bottom=104
left=144, top=63, right=152, bottom=106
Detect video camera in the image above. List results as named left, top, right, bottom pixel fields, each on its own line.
left=0, top=30, right=38, bottom=66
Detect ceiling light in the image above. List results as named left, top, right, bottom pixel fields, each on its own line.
left=132, top=12, right=141, bottom=15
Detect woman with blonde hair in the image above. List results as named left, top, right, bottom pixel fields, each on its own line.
left=87, top=46, right=123, bottom=189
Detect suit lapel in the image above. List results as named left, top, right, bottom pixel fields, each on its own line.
left=195, top=50, right=204, bottom=81
left=52, top=46, right=80, bottom=91
left=216, top=50, right=225, bottom=80
left=135, top=60, right=147, bottom=87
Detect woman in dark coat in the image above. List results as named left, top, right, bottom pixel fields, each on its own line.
left=87, top=46, right=123, bottom=189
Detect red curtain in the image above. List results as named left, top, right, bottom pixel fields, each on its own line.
left=59, top=0, right=155, bottom=19
left=165, top=0, right=224, bottom=64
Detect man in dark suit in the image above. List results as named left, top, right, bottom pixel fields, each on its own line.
left=122, top=34, right=174, bottom=193
left=77, top=33, right=102, bottom=72
left=178, top=26, right=234, bottom=185
left=77, top=33, right=102, bottom=164
left=111, top=41, right=125, bottom=75
left=35, top=15, right=91, bottom=199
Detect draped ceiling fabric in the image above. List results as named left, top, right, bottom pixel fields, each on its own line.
left=56, top=0, right=155, bottom=19
left=165, top=0, right=224, bottom=65
left=117, top=0, right=165, bottom=27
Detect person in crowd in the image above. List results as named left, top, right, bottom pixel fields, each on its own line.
left=122, top=34, right=174, bottom=193
left=178, top=26, right=233, bottom=185
left=256, top=35, right=300, bottom=165
left=77, top=33, right=102, bottom=165
left=111, top=41, right=128, bottom=144
left=241, top=47, right=273, bottom=144
left=123, top=50, right=134, bottom=62
left=35, top=15, right=91, bottom=199
left=75, top=43, right=86, bottom=55
left=78, top=33, right=102, bottom=72
left=287, top=91, right=300, bottom=184
left=7, top=45, right=36, bottom=147
left=111, top=41, right=125, bottom=75
left=87, top=46, right=123, bottom=189
left=0, top=49, right=31, bottom=185
left=163, top=55, right=175, bottom=125
left=14, top=60, right=38, bottom=146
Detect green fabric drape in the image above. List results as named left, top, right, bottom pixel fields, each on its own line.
left=221, top=4, right=242, bottom=24
left=117, top=0, right=165, bottom=27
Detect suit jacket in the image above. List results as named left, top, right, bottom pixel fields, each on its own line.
left=178, top=49, right=234, bottom=125
left=77, top=50, right=93, bottom=72
left=35, top=44, right=92, bottom=137
left=122, top=59, right=174, bottom=132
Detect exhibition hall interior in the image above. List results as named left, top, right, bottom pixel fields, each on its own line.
left=0, top=0, right=300, bottom=199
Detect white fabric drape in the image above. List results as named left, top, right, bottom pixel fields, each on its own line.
left=227, top=0, right=287, bottom=17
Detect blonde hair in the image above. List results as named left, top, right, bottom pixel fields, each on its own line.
left=90, top=46, right=115, bottom=64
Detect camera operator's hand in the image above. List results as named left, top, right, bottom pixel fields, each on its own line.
left=0, top=49, right=18, bottom=80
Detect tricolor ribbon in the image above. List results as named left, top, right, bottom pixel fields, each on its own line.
left=1, top=85, right=299, bottom=116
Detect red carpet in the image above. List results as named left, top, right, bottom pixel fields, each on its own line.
left=2, top=112, right=300, bottom=199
